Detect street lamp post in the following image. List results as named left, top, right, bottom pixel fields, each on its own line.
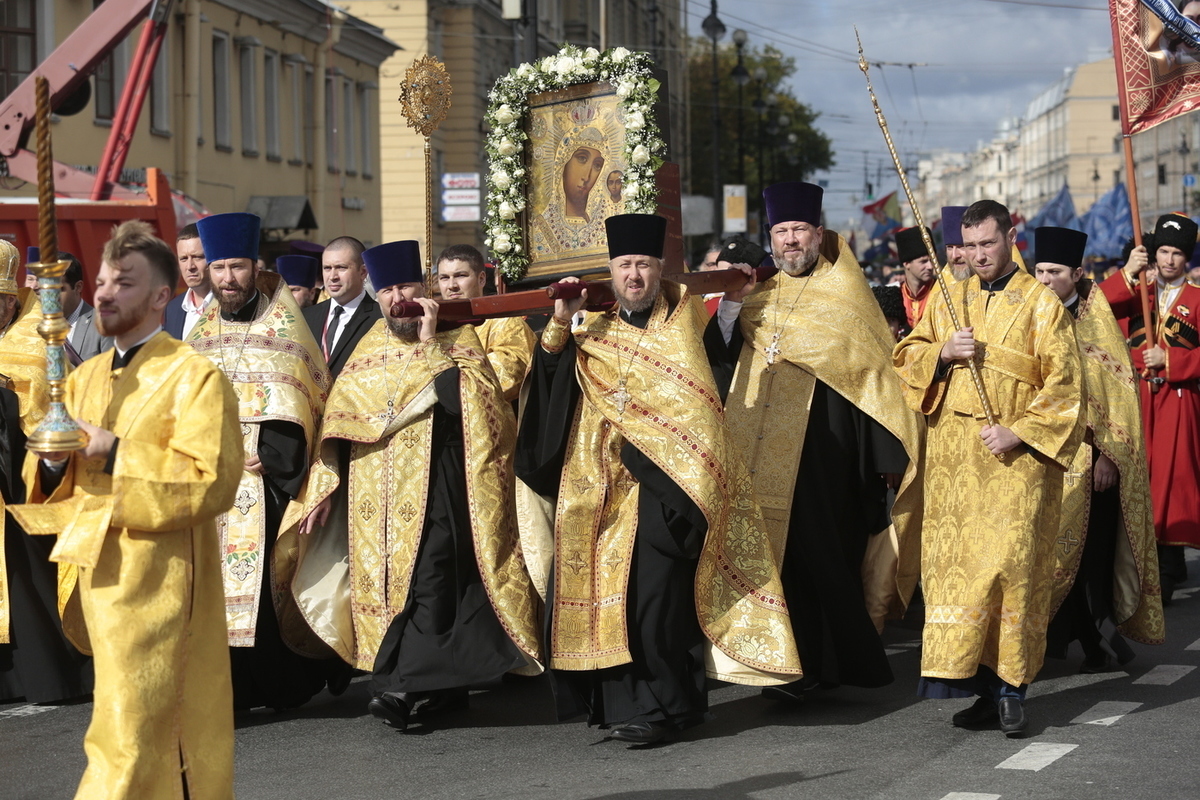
left=702, top=2, right=726, bottom=238
left=752, top=67, right=768, bottom=216
left=731, top=29, right=750, bottom=186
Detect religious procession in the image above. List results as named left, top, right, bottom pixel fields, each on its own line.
left=1, top=0, right=1198, bottom=798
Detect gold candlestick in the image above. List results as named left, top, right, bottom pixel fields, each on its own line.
left=25, top=75, right=86, bottom=453
left=399, top=55, right=452, bottom=292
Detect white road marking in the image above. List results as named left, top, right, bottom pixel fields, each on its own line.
left=940, top=794, right=1001, bottom=800
left=995, top=743, right=1078, bottom=771
left=1185, top=636, right=1200, bottom=651
left=885, top=648, right=905, bottom=656
left=0, top=704, right=56, bottom=719
left=1133, top=665, right=1196, bottom=685
left=1024, top=670, right=1128, bottom=699
left=1070, top=700, right=1142, bottom=726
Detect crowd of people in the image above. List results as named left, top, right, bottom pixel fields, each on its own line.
left=0, top=182, right=1183, bottom=799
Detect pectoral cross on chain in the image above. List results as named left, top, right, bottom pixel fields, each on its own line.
left=614, top=379, right=631, bottom=415
left=765, top=333, right=782, bottom=365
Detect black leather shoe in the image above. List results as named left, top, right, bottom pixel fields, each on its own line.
left=761, top=676, right=825, bottom=703
left=952, top=697, right=998, bottom=728
left=326, top=664, right=354, bottom=697
left=418, top=687, right=469, bottom=716
left=1079, top=652, right=1111, bottom=674
left=368, top=693, right=411, bottom=731
left=609, top=721, right=675, bottom=744
left=998, top=698, right=1027, bottom=738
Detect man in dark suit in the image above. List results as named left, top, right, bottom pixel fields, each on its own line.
left=164, top=223, right=212, bottom=339
left=303, top=236, right=380, bottom=380
left=61, top=253, right=112, bottom=362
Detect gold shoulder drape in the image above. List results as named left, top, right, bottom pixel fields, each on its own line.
left=727, top=231, right=926, bottom=626
left=476, top=316, right=536, bottom=402
left=0, top=288, right=49, bottom=435
left=277, top=321, right=542, bottom=672
left=1057, top=282, right=1163, bottom=644
left=188, top=272, right=330, bottom=646
left=548, top=281, right=799, bottom=685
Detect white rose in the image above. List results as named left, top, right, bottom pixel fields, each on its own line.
left=622, top=182, right=640, bottom=200
left=491, top=171, right=511, bottom=191
left=610, top=47, right=631, bottom=63
left=499, top=201, right=516, bottom=220
left=631, top=144, right=650, bottom=165
left=624, top=110, right=645, bottom=131
left=497, top=138, right=519, bottom=156
left=494, top=104, right=516, bottom=125
left=584, top=47, right=600, bottom=62
left=514, top=167, right=526, bottom=178
left=517, top=63, right=533, bottom=78
left=616, top=80, right=636, bottom=99
left=493, top=233, right=513, bottom=253
left=556, top=56, right=576, bottom=75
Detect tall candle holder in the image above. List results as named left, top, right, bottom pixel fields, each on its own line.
left=24, top=257, right=87, bottom=453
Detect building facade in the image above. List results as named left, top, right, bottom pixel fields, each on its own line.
left=341, top=0, right=686, bottom=268
left=3, top=0, right=397, bottom=254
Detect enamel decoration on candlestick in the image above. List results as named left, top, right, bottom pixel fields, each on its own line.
left=26, top=75, right=86, bottom=453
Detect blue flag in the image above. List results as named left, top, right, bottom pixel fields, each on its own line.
left=1028, top=184, right=1079, bottom=231
left=1078, top=183, right=1133, bottom=259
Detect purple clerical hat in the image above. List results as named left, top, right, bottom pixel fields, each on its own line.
left=941, top=206, right=968, bottom=246
left=763, top=182, right=823, bottom=228
left=196, top=212, right=261, bottom=262
left=275, top=255, right=320, bottom=289
left=362, top=240, right=422, bottom=290
left=25, top=246, right=38, bottom=264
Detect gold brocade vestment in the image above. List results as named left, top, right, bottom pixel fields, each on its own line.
left=894, top=268, right=1083, bottom=687
left=0, top=288, right=50, bottom=642
left=1054, top=283, right=1163, bottom=644
left=525, top=282, right=800, bottom=684
left=276, top=322, right=542, bottom=671
left=9, top=333, right=243, bottom=800
left=725, top=231, right=926, bottom=626
left=189, top=273, right=329, bottom=645
left=476, top=316, right=536, bottom=401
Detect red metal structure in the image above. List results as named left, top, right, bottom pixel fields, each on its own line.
left=0, top=0, right=178, bottom=297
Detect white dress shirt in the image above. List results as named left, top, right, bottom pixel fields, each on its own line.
left=181, top=289, right=213, bottom=340
left=323, top=290, right=366, bottom=355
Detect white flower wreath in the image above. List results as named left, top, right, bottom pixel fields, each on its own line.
left=483, top=44, right=665, bottom=282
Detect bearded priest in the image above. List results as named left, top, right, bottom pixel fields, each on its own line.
left=188, top=212, right=339, bottom=711
left=516, top=213, right=799, bottom=746
left=707, top=181, right=925, bottom=702
left=278, top=240, right=543, bottom=732
left=12, top=221, right=243, bottom=799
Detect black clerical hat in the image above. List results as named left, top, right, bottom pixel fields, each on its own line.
left=605, top=214, right=667, bottom=260
left=763, top=181, right=823, bottom=228
left=1034, top=227, right=1088, bottom=271
left=896, top=226, right=932, bottom=264
left=872, top=284, right=904, bottom=323
left=1152, top=212, right=1198, bottom=256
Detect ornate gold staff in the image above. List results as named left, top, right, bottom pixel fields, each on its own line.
left=26, top=75, right=86, bottom=453
left=398, top=55, right=452, bottom=291
left=856, top=30, right=1002, bottom=441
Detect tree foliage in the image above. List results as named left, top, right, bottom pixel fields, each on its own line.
left=687, top=40, right=834, bottom=206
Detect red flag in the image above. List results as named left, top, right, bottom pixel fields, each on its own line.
left=1110, top=0, right=1200, bottom=134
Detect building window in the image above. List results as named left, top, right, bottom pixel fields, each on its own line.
left=343, top=77, right=356, bottom=175
left=285, top=56, right=305, bottom=164
left=1113, top=104, right=1121, bottom=122
left=326, top=70, right=338, bottom=173
left=237, top=37, right=259, bottom=156
left=358, top=82, right=374, bottom=179
left=212, top=31, right=232, bottom=151
left=94, top=1, right=116, bottom=121
left=150, top=34, right=170, bottom=136
left=0, top=0, right=36, bottom=98
left=263, top=49, right=280, bottom=160
left=304, top=66, right=315, bottom=166
left=1158, top=163, right=1168, bottom=185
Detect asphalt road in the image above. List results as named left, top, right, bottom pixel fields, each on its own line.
left=4, top=553, right=1200, bottom=800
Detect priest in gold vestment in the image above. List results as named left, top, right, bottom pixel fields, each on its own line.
left=12, top=221, right=242, bottom=799
left=707, top=182, right=924, bottom=700
left=280, top=240, right=541, bottom=731
left=517, top=214, right=799, bottom=745
left=435, top=243, right=536, bottom=401
left=0, top=240, right=92, bottom=704
left=189, top=212, right=339, bottom=710
left=894, top=201, right=1084, bottom=737
left=1031, top=227, right=1164, bottom=671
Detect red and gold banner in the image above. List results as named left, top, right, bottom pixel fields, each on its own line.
left=1111, top=0, right=1200, bottom=134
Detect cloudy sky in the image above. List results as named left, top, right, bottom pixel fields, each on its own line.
left=685, top=0, right=1114, bottom=232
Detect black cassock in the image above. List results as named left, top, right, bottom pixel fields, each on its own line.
left=370, top=367, right=526, bottom=695
left=0, top=386, right=93, bottom=703
left=516, top=306, right=709, bottom=730
left=704, top=315, right=907, bottom=689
